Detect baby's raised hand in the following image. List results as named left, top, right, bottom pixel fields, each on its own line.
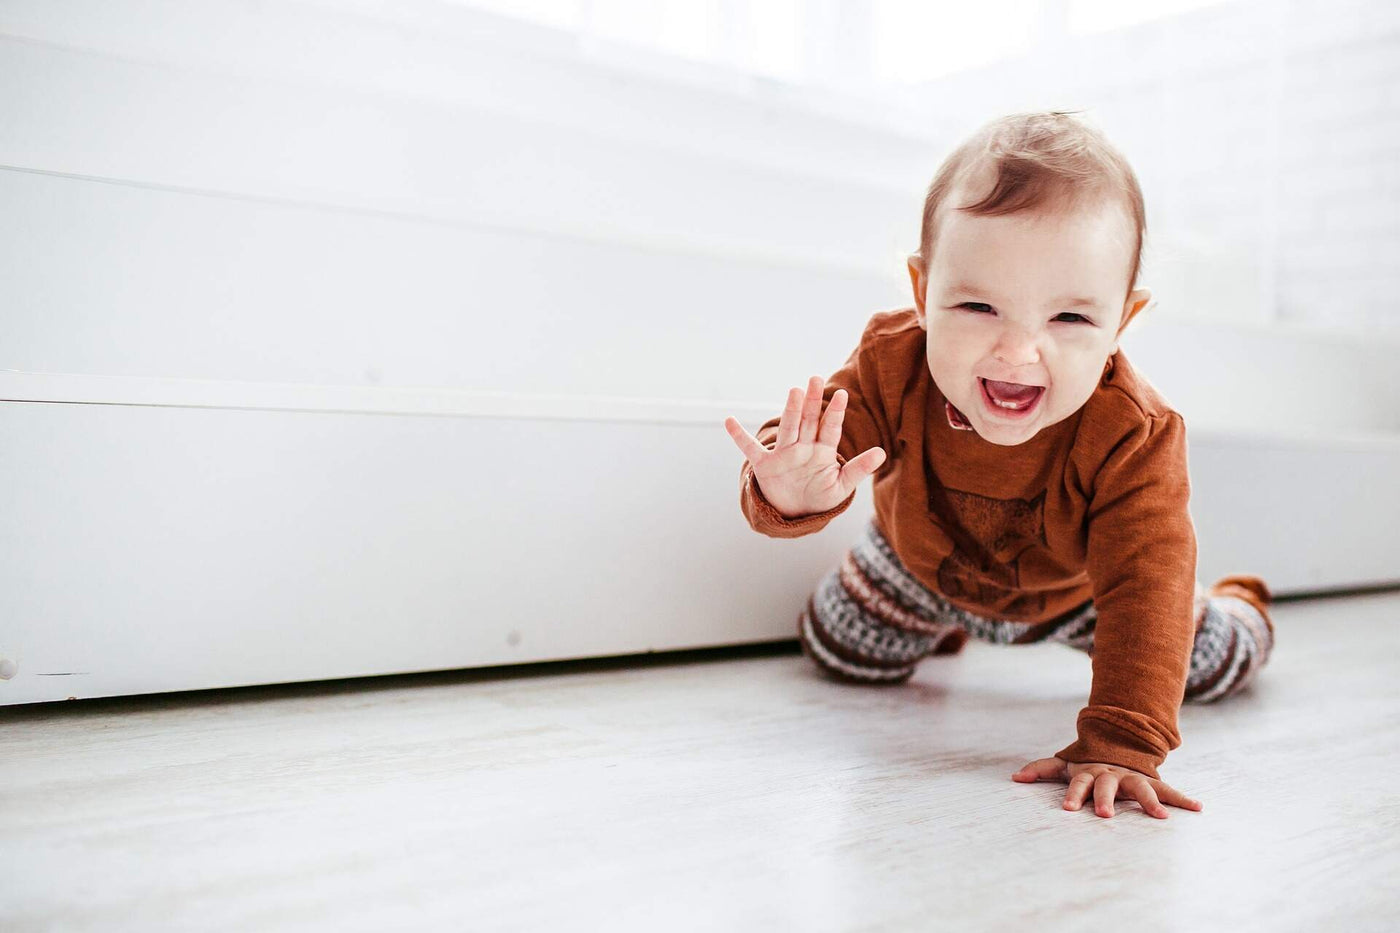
left=724, top=376, right=886, bottom=520
left=1012, top=756, right=1204, bottom=819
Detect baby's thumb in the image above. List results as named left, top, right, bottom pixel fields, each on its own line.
left=839, top=447, right=886, bottom=492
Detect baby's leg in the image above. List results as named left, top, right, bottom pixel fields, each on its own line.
left=1182, top=576, right=1276, bottom=703
left=1045, top=578, right=1276, bottom=703
left=797, top=519, right=967, bottom=685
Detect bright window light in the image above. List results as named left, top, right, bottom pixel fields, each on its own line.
left=452, top=0, right=584, bottom=30
left=588, top=0, right=713, bottom=63
left=1068, top=0, right=1235, bottom=34
left=871, top=0, right=1040, bottom=83
left=449, top=0, right=800, bottom=82
left=735, top=0, right=802, bottom=81
left=443, top=0, right=1241, bottom=88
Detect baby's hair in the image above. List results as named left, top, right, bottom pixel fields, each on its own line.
left=914, top=110, right=1147, bottom=296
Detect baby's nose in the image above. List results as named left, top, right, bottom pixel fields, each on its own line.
left=993, top=333, right=1040, bottom=365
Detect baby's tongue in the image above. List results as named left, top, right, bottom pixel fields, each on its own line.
left=985, top=379, right=1040, bottom=403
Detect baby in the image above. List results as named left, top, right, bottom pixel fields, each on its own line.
left=723, top=111, right=1275, bottom=820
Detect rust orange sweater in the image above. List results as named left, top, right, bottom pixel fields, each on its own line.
left=739, top=307, right=1198, bottom=779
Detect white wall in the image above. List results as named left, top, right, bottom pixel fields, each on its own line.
left=0, top=0, right=919, bottom=405
left=3, top=0, right=1398, bottom=424
left=1, top=0, right=1396, bottom=705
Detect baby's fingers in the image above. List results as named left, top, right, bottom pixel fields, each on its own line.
left=1011, top=757, right=1067, bottom=783
left=774, top=385, right=806, bottom=448
left=1093, top=772, right=1121, bottom=818
left=815, top=388, right=847, bottom=449
left=723, top=417, right=764, bottom=462
left=797, top=376, right=826, bottom=445
left=1151, top=780, right=1204, bottom=812
left=838, top=446, right=886, bottom=494
left=1123, top=775, right=1169, bottom=819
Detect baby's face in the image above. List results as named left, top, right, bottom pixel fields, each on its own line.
left=910, top=194, right=1148, bottom=447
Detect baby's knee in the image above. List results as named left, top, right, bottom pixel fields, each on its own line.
left=1183, top=596, right=1274, bottom=703
left=796, top=600, right=920, bottom=684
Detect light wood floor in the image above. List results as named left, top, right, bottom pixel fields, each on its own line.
left=3, top=589, right=1398, bottom=932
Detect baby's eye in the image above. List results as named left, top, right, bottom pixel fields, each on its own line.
left=956, top=303, right=1093, bottom=325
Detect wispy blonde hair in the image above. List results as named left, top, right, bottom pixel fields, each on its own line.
left=914, top=111, right=1147, bottom=296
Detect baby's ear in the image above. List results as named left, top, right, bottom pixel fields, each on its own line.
left=907, top=255, right=928, bottom=329
left=1115, top=287, right=1152, bottom=346
left=1108, top=287, right=1151, bottom=353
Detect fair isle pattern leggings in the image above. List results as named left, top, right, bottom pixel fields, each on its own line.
left=797, top=517, right=1275, bottom=703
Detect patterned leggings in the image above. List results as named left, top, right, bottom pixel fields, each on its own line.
left=798, top=517, right=1275, bottom=703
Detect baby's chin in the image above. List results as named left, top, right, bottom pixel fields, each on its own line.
left=974, top=415, right=1049, bottom=445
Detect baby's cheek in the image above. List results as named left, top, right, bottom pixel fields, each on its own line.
left=924, top=342, right=966, bottom=379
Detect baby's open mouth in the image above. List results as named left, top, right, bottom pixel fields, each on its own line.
left=980, top=378, right=1045, bottom=414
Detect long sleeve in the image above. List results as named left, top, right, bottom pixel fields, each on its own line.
left=1054, top=412, right=1198, bottom=780
left=738, top=314, right=898, bottom=539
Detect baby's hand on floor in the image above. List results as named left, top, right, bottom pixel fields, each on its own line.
left=1011, top=756, right=1204, bottom=819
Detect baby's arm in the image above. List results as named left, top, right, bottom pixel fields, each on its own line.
left=1055, top=412, right=1198, bottom=780
left=1011, top=413, right=1201, bottom=818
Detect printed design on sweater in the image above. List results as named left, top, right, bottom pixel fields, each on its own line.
left=924, top=459, right=1050, bottom=617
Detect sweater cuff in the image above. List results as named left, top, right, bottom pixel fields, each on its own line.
left=1054, top=713, right=1170, bottom=780
left=741, top=459, right=856, bottom=539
